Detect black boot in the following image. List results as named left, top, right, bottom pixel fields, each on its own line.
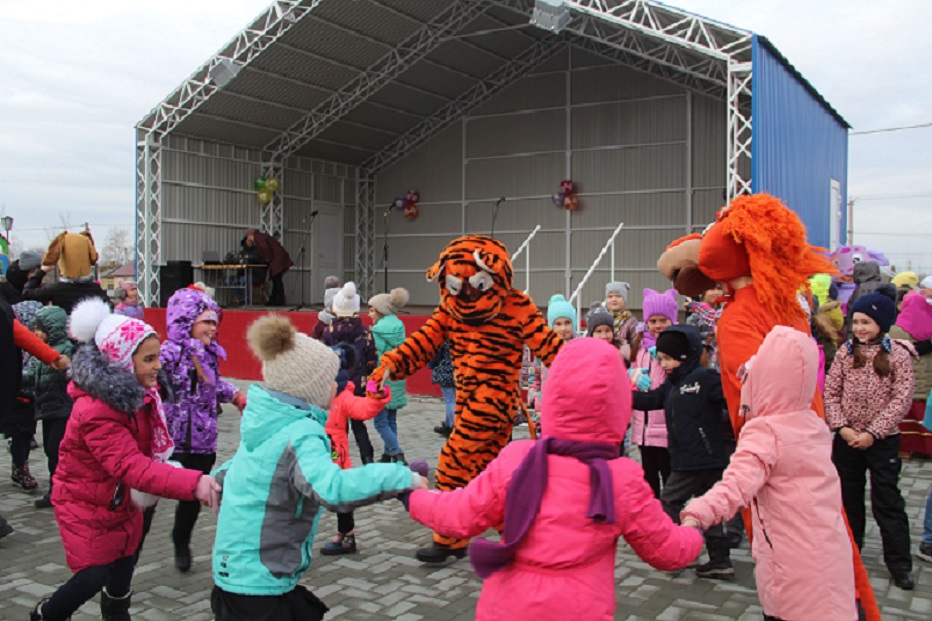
left=174, top=542, right=192, bottom=573
left=29, top=599, right=48, bottom=621
left=0, top=513, right=12, bottom=539
left=391, top=453, right=407, bottom=466
left=415, top=542, right=467, bottom=564
left=100, top=588, right=132, bottom=621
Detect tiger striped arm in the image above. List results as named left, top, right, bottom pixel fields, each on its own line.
left=518, top=294, right=564, bottom=367
left=371, top=312, right=448, bottom=383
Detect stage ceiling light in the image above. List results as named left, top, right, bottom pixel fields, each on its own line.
left=530, top=0, right=571, bottom=33
left=209, top=59, right=243, bottom=88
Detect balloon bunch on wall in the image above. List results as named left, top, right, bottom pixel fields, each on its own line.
left=551, top=179, right=579, bottom=211
left=393, top=189, right=420, bottom=220
left=254, top=176, right=281, bottom=204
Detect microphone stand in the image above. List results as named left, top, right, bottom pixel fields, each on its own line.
left=383, top=205, right=394, bottom=293
left=289, top=210, right=318, bottom=311
left=491, top=197, right=505, bottom=238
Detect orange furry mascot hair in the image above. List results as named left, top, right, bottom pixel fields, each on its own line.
left=698, top=193, right=835, bottom=324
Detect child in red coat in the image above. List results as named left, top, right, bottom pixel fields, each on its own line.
left=30, top=299, right=220, bottom=621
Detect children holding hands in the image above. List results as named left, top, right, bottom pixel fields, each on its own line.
left=30, top=299, right=220, bottom=621
left=405, top=338, right=702, bottom=621
left=210, top=315, right=425, bottom=621
left=681, top=326, right=859, bottom=621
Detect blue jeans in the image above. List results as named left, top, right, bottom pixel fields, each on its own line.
left=374, top=408, right=401, bottom=455
left=924, top=487, right=932, bottom=544
left=440, top=386, right=456, bottom=428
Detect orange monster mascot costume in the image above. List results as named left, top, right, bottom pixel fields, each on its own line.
left=370, top=235, right=563, bottom=563
left=657, top=193, right=879, bottom=620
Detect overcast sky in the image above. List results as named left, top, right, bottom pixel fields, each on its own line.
left=1, top=1, right=929, bottom=265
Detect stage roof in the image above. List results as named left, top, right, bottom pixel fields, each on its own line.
left=138, top=1, right=845, bottom=175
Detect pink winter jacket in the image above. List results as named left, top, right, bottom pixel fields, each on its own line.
left=630, top=345, right=668, bottom=447
left=410, top=338, right=702, bottom=621
left=682, top=327, right=856, bottom=621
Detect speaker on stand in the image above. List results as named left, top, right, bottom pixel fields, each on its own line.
left=159, top=260, right=194, bottom=307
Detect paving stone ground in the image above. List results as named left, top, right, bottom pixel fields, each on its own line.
left=2, top=379, right=931, bottom=620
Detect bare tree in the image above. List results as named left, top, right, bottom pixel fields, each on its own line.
left=100, top=227, right=133, bottom=268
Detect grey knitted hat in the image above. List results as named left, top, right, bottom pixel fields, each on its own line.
left=586, top=302, right=615, bottom=336
left=605, top=281, right=630, bottom=302
left=16, top=250, right=42, bottom=272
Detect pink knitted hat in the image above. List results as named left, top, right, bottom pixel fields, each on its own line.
left=642, top=288, right=678, bottom=323
left=70, top=298, right=157, bottom=372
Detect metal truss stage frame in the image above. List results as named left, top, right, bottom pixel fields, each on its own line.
left=136, top=0, right=755, bottom=305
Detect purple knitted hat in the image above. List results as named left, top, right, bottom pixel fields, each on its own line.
left=642, top=288, right=678, bottom=323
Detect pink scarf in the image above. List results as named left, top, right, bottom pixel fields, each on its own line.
left=145, top=388, right=174, bottom=463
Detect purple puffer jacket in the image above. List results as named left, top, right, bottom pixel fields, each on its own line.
left=322, top=316, right=377, bottom=397
left=160, top=288, right=238, bottom=455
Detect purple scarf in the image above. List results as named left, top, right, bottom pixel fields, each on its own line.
left=469, top=437, right=618, bottom=579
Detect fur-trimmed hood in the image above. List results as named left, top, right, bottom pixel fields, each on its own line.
left=70, top=343, right=144, bottom=415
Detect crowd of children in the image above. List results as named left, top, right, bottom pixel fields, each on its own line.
left=3, top=254, right=932, bottom=621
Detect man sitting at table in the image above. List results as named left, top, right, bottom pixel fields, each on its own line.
left=239, top=228, right=292, bottom=306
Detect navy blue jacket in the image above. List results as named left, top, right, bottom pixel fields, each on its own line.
left=631, top=324, right=729, bottom=472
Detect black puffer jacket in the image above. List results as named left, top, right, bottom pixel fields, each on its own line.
left=631, top=324, right=729, bottom=471
left=22, top=269, right=109, bottom=314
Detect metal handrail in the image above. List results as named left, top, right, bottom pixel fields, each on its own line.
left=511, top=224, right=541, bottom=294
left=568, top=222, right=625, bottom=331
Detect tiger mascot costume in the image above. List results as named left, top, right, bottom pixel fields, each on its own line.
left=370, top=235, right=563, bottom=562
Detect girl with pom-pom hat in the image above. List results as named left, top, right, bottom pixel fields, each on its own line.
left=367, top=287, right=411, bottom=463
left=210, top=314, right=425, bottom=621
left=30, top=298, right=221, bottom=621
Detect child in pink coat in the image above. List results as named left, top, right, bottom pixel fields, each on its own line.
left=681, top=326, right=857, bottom=621
left=628, top=288, right=678, bottom=497
left=407, top=338, right=703, bottom=621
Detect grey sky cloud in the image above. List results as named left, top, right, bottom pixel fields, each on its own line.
left=1, top=0, right=929, bottom=268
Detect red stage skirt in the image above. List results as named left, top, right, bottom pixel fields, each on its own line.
left=900, top=400, right=932, bottom=456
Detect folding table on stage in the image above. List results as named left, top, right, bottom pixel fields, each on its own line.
left=195, top=264, right=267, bottom=306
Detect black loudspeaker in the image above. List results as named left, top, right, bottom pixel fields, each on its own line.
left=159, top=260, right=193, bottom=307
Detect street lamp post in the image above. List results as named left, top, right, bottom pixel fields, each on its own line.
left=1, top=216, right=12, bottom=241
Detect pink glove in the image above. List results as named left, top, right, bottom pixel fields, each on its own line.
left=232, top=392, right=247, bottom=411
left=366, top=379, right=386, bottom=398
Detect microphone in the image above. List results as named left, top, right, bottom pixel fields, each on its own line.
left=310, top=210, right=319, bottom=217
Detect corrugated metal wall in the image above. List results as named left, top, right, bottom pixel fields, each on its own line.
left=375, top=46, right=727, bottom=311
left=159, top=135, right=356, bottom=306
left=751, top=36, right=848, bottom=249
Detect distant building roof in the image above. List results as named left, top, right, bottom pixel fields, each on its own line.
left=104, top=263, right=135, bottom=279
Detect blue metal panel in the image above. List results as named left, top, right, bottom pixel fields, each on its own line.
left=751, top=35, right=849, bottom=248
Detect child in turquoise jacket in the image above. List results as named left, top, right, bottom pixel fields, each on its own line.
left=368, top=288, right=410, bottom=463
left=210, top=315, right=424, bottom=621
